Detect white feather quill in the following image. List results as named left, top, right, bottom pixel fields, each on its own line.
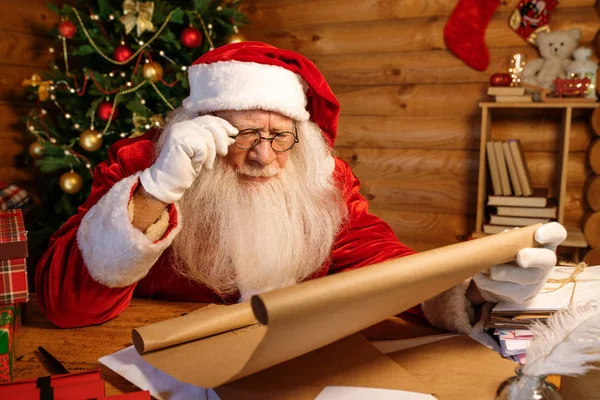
left=523, top=301, right=600, bottom=377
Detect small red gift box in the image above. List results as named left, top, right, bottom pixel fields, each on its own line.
left=0, top=210, right=29, bottom=305
left=0, top=210, right=28, bottom=260
left=0, top=368, right=150, bottom=399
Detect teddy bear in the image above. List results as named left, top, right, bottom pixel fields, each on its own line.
left=522, top=28, right=581, bottom=89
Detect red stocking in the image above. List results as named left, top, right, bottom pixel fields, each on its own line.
left=444, top=0, right=501, bottom=71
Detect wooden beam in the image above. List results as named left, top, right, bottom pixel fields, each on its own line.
left=336, top=149, right=587, bottom=185
left=363, top=176, right=585, bottom=221
left=335, top=116, right=592, bottom=151
left=242, top=8, right=600, bottom=56
left=0, top=105, right=34, bottom=183
left=370, top=208, right=475, bottom=250
left=583, top=211, right=600, bottom=248
left=335, top=83, right=486, bottom=117
left=242, top=0, right=595, bottom=29
left=585, top=175, right=600, bottom=212
left=589, top=138, right=600, bottom=174
left=0, top=30, right=53, bottom=67
left=335, top=148, right=586, bottom=214
left=0, top=0, right=62, bottom=35
left=312, top=47, right=542, bottom=86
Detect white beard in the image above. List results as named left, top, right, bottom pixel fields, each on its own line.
left=166, top=115, right=347, bottom=301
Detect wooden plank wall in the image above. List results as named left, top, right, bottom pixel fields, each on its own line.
left=0, top=0, right=59, bottom=189
left=242, top=0, right=600, bottom=251
left=0, top=1, right=598, bottom=252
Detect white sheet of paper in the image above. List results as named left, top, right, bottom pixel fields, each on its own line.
left=503, top=339, right=530, bottom=352
left=98, top=346, right=220, bottom=400
left=315, top=386, right=437, bottom=400
left=492, top=265, right=600, bottom=313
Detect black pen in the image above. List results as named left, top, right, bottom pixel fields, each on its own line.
left=38, top=346, right=69, bottom=374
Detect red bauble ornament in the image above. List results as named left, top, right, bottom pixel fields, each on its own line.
left=180, top=27, right=203, bottom=48
left=59, top=20, right=77, bottom=39
left=113, top=45, right=134, bottom=63
left=97, top=101, right=118, bottom=121
left=489, top=73, right=512, bottom=87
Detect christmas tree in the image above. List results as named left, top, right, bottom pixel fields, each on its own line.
left=21, top=0, right=248, bottom=244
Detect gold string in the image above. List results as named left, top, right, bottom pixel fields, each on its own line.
left=542, top=261, right=590, bottom=304
left=71, top=7, right=175, bottom=65
left=149, top=81, right=175, bottom=110
left=544, top=261, right=587, bottom=291
left=193, top=11, right=215, bottom=50
left=101, top=81, right=147, bottom=135
left=61, top=37, right=70, bottom=76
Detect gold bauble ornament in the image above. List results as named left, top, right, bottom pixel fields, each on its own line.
left=28, top=141, right=45, bottom=160
left=226, top=32, right=246, bottom=44
left=142, top=62, right=164, bottom=82
left=59, top=171, right=83, bottom=194
left=79, top=129, right=103, bottom=152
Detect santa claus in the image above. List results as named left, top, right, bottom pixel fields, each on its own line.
left=35, top=42, right=566, bottom=332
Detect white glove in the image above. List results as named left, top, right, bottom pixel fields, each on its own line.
left=472, top=222, right=567, bottom=304
left=140, top=115, right=238, bottom=204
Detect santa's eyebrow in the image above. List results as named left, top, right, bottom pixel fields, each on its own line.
left=238, top=125, right=293, bottom=133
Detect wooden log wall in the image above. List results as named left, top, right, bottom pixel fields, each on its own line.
left=242, top=0, right=600, bottom=251
left=0, top=0, right=59, bottom=191
left=0, top=1, right=598, bottom=253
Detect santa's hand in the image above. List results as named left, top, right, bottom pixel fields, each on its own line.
left=472, top=222, right=567, bottom=304
left=140, top=115, right=238, bottom=204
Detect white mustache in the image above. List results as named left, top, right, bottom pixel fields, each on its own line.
left=237, top=164, right=281, bottom=177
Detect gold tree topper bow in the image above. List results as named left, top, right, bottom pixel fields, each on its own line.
left=120, top=0, right=155, bottom=37
left=21, top=74, right=54, bottom=101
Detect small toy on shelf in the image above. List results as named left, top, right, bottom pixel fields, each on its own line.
left=522, top=29, right=581, bottom=90
left=566, top=47, right=598, bottom=100
left=523, top=78, right=595, bottom=103
left=553, top=78, right=591, bottom=98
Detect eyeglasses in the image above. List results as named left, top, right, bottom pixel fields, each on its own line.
left=233, top=127, right=299, bottom=152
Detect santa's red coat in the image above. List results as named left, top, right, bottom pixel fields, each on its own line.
left=35, top=130, right=422, bottom=328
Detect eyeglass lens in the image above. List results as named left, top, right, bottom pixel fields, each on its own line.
left=235, top=130, right=296, bottom=152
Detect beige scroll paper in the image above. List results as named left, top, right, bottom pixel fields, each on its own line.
left=132, top=224, right=542, bottom=388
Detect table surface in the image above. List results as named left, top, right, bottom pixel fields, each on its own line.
left=13, top=297, right=443, bottom=397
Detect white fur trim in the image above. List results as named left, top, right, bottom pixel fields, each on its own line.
left=77, top=174, right=181, bottom=288
left=183, top=60, right=310, bottom=121
left=421, top=279, right=491, bottom=334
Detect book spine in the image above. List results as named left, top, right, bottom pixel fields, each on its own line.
left=509, top=140, right=533, bottom=196
left=502, top=141, right=523, bottom=196
left=486, top=142, right=502, bottom=196
left=494, top=141, right=512, bottom=196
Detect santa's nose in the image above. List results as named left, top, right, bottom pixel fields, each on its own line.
left=248, top=140, right=276, bottom=165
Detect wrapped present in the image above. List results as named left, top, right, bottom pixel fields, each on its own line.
left=0, top=183, right=33, bottom=211
left=0, top=209, right=28, bottom=260
left=0, top=368, right=150, bottom=399
left=0, top=259, right=28, bottom=304
left=0, top=210, right=29, bottom=305
left=0, top=304, right=21, bottom=383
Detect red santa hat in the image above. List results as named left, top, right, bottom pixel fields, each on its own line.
left=182, top=41, right=340, bottom=147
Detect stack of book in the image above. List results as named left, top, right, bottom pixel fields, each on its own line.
left=484, top=139, right=556, bottom=235
left=493, top=329, right=532, bottom=364
left=487, top=86, right=532, bottom=103
left=485, top=265, right=600, bottom=364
